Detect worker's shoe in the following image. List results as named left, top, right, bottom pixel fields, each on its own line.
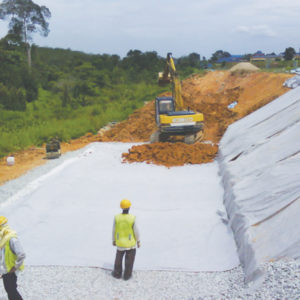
left=111, top=271, right=121, bottom=279
left=123, top=275, right=131, bottom=281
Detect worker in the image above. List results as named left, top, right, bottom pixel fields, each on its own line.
left=112, top=199, right=140, bottom=280
left=0, top=216, right=25, bottom=300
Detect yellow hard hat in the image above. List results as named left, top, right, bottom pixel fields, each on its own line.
left=0, top=216, right=8, bottom=226
left=120, top=199, right=131, bottom=209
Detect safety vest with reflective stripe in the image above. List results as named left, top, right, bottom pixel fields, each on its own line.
left=114, top=214, right=136, bottom=248
left=4, top=240, right=24, bottom=272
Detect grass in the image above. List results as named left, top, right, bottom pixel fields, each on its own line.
left=0, top=84, right=167, bottom=158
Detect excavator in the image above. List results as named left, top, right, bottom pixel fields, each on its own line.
left=150, top=53, right=204, bottom=144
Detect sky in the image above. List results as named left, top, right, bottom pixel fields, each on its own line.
left=0, top=0, right=300, bottom=58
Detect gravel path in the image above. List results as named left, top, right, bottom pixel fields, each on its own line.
left=0, top=260, right=299, bottom=299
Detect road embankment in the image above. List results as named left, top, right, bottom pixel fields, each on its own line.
left=218, top=86, right=300, bottom=283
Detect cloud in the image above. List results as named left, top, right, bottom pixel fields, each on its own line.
left=235, top=25, right=277, bottom=38
left=3, top=0, right=297, bottom=57
left=255, top=0, right=300, bottom=17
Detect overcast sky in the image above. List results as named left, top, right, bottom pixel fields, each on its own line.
left=0, top=0, right=299, bottom=58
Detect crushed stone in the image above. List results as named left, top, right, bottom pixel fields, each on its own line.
left=1, top=260, right=298, bottom=300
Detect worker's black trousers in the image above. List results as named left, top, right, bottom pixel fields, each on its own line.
left=113, top=248, right=136, bottom=280
left=2, top=272, right=23, bottom=300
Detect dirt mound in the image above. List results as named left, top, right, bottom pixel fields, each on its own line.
left=230, top=62, right=260, bottom=72
left=122, top=142, right=218, bottom=167
left=98, top=103, right=156, bottom=142
left=99, top=71, right=291, bottom=167
left=180, top=71, right=291, bottom=143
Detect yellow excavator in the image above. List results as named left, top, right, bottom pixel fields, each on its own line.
left=150, top=53, right=204, bottom=144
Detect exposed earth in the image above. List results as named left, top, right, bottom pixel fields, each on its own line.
left=0, top=133, right=100, bottom=186
left=0, top=70, right=292, bottom=185
left=100, top=70, right=292, bottom=166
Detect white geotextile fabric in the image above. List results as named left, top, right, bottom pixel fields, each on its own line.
left=218, top=86, right=300, bottom=282
left=0, top=143, right=239, bottom=272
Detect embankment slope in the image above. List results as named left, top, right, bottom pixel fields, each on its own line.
left=218, top=86, right=300, bottom=282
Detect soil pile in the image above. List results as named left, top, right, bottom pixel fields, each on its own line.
left=230, top=62, right=260, bottom=72
left=180, top=71, right=291, bottom=143
left=122, top=142, right=218, bottom=167
left=100, top=71, right=291, bottom=166
left=98, top=103, right=157, bottom=142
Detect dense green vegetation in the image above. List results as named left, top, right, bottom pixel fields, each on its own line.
left=0, top=37, right=206, bottom=157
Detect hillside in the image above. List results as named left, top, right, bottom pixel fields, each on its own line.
left=0, top=70, right=292, bottom=184
left=100, top=71, right=292, bottom=166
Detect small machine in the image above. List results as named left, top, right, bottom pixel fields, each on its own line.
left=46, top=138, right=61, bottom=159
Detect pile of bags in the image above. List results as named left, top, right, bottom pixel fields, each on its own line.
left=283, top=75, right=300, bottom=89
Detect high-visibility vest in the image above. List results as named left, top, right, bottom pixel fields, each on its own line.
left=4, top=239, right=24, bottom=272
left=115, top=214, right=136, bottom=248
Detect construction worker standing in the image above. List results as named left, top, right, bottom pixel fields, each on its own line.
left=0, top=216, right=25, bottom=300
left=112, top=199, right=140, bottom=280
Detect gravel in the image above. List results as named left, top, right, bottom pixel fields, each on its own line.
left=0, top=260, right=299, bottom=300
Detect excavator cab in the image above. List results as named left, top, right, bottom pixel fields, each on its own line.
left=155, top=97, right=174, bottom=124
left=157, top=97, right=174, bottom=114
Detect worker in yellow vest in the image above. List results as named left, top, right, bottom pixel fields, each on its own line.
left=0, top=216, right=25, bottom=300
left=112, top=199, right=140, bottom=280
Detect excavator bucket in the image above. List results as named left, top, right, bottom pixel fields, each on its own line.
left=158, top=72, right=171, bottom=86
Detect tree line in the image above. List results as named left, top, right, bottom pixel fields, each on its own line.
left=0, top=40, right=206, bottom=112
left=209, top=48, right=299, bottom=63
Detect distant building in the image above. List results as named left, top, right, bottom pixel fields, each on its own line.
left=250, top=51, right=283, bottom=62
left=294, top=53, right=300, bottom=60
left=216, top=55, right=244, bottom=63
left=250, top=51, right=266, bottom=61
left=216, top=50, right=287, bottom=64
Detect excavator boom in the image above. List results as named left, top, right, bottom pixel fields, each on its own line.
left=151, top=53, right=204, bottom=144
left=158, top=53, right=184, bottom=111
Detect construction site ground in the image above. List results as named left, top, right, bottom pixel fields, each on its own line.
left=1, top=69, right=299, bottom=300
left=0, top=70, right=292, bottom=184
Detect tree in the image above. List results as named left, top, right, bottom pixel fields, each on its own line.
left=0, top=0, right=51, bottom=69
left=188, top=52, right=200, bottom=67
left=210, top=50, right=231, bottom=63
left=284, top=47, right=296, bottom=61
left=243, top=54, right=252, bottom=61
left=120, top=49, right=162, bottom=82
left=177, top=52, right=201, bottom=68
left=0, top=83, right=26, bottom=111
